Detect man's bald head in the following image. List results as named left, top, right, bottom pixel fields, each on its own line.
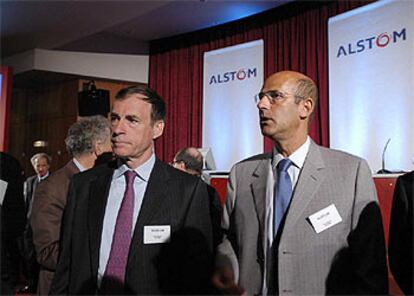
left=265, top=71, right=318, bottom=106
left=173, top=147, right=203, bottom=176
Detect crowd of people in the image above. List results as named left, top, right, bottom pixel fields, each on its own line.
left=0, top=70, right=412, bottom=295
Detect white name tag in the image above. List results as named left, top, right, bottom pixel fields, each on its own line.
left=308, top=204, right=342, bottom=234
left=144, top=225, right=171, bottom=244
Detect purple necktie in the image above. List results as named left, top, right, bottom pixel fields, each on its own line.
left=274, top=158, right=293, bottom=236
left=100, top=170, right=136, bottom=294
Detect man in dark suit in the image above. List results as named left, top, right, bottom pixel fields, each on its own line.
left=31, top=115, right=112, bottom=295
left=213, top=71, right=388, bottom=295
left=0, top=152, right=25, bottom=295
left=20, top=153, right=51, bottom=293
left=389, top=171, right=413, bottom=295
left=50, top=86, right=214, bottom=295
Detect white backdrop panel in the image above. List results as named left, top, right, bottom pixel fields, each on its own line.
left=203, top=40, right=264, bottom=172
left=329, top=0, right=414, bottom=172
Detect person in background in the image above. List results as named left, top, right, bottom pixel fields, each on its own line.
left=213, top=70, right=388, bottom=295
left=0, top=152, right=25, bottom=295
left=172, top=147, right=222, bottom=249
left=19, top=153, right=51, bottom=293
left=31, top=115, right=112, bottom=295
left=172, top=147, right=204, bottom=176
left=388, top=170, right=413, bottom=295
left=49, top=86, right=215, bottom=295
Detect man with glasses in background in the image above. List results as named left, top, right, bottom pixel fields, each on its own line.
left=213, top=71, right=388, bottom=295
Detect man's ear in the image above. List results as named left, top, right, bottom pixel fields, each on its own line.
left=176, top=161, right=186, bottom=171
left=299, top=97, right=314, bottom=119
left=94, top=141, right=103, bottom=156
left=153, top=120, right=165, bottom=139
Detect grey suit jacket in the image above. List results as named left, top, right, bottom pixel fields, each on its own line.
left=217, top=140, right=388, bottom=295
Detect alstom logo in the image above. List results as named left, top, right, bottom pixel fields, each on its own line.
left=336, top=28, right=406, bottom=58
left=209, top=68, right=257, bottom=85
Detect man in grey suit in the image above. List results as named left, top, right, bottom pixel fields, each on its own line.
left=214, top=71, right=388, bottom=295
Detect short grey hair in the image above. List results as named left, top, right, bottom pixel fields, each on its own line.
left=65, top=115, right=111, bottom=157
left=30, top=153, right=51, bottom=166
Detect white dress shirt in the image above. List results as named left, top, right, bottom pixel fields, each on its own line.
left=97, top=154, right=155, bottom=285
left=73, top=157, right=87, bottom=172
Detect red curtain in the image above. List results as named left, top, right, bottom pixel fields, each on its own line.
left=149, top=1, right=372, bottom=163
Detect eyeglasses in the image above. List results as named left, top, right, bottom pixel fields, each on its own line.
left=254, top=90, right=304, bottom=104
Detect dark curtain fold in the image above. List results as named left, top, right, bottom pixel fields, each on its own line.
left=149, top=0, right=373, bottom=163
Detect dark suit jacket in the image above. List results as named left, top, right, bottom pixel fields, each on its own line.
left=31, top=160, right=79, bottom=295
left=23, top=174, right=49, bottom=250
left=24, top=175, right=38, bottom=217
left=0, top=152, right=25, bottom=239
left=0, top=152, right=25, bottom=295
left=389, top=171, right=413, bottom=295
left=50, top=158, right=214, bottom=295
left=206, top=183, right=223, bottom=250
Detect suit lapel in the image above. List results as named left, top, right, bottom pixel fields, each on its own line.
left=250, top=157, right=271, bottom=258
left=127, top=159, right=170, bottom=262
left=284, top=141, right=326, bottom=230
left=30, top=177, right=39, bottom=201
left=87, top=166, right=113, bottom=278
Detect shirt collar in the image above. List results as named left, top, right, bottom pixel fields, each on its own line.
left=272, top=136, right=310, bottom=170
left=73, top=158, right=87, bottom=172
left=113, top=153, right=156, bottom=182
left=38, top=172, right=49, bottom=182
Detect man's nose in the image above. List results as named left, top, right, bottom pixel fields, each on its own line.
left=111, top=120, right=124, bottom=135
left=257, top=96, right=271, bottom=110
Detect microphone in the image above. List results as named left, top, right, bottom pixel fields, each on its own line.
left=377, top=138, right=391, bottom=174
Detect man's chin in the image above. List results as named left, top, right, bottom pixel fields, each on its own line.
left=113, top=148, right=129, bottom=158
left=260, top=127, right=272, bottom=137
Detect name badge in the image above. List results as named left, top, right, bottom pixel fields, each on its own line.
left=144, top=225, right=171, bottom=244
left=308, top=204, right=342, bottom=234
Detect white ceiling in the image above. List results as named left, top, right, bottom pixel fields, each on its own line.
left=1, top=0, right=290, bottom=59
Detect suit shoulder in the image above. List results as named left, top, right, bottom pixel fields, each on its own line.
left=72, top=161, right=114, bottom=183
left=161, top=160, right=201, bottom=184
left=236, top=153, right=271, bottom=166
left=400, top=171, right=414, bottom=182
left=230, top=153, right=271, bottom=173
left=316, top=145, right=367, bottom=166
left=47, top=162, right=77, bottom=182
left=25, top=175, right=37, bottom=183
left=43, top=167, right=67, bottom=184
left=397, top=171, right=414, bottom=193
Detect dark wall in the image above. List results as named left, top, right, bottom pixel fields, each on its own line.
left=8, top=72, right=138, bottom=176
